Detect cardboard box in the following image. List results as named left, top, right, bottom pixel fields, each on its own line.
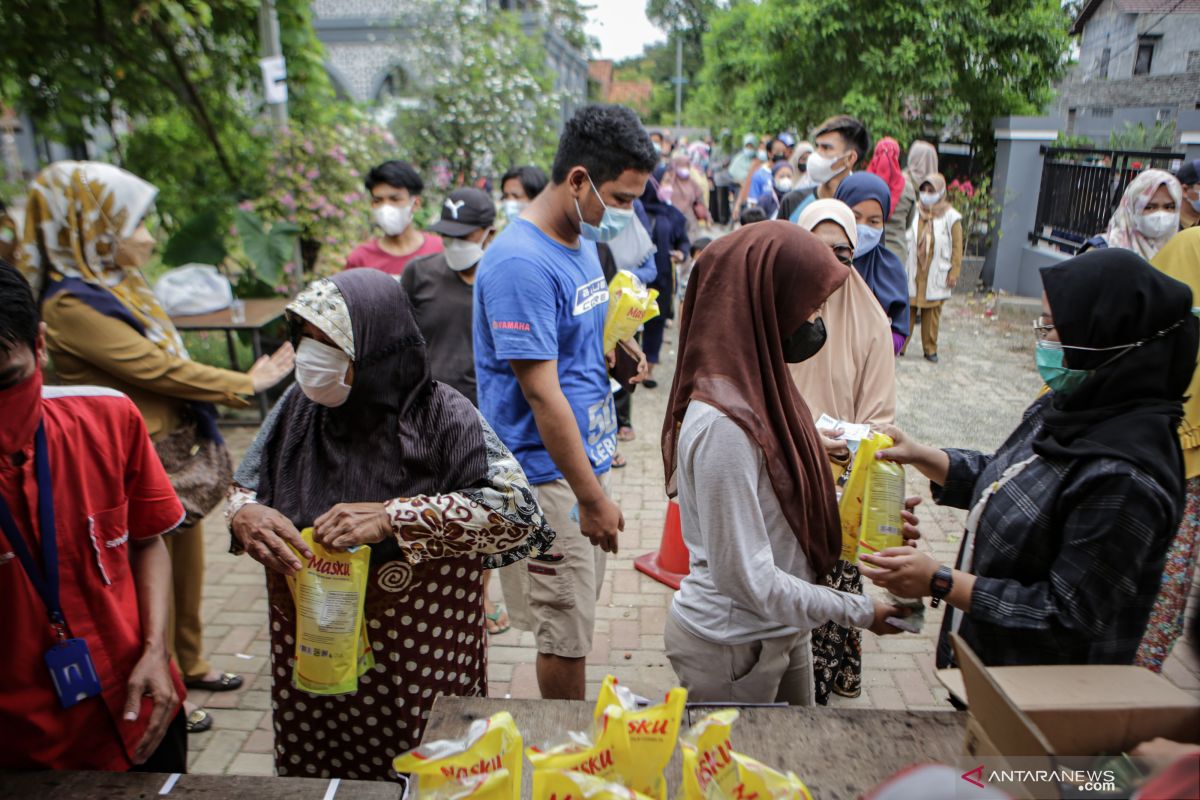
left=936, top=634, right=1200, bottom=799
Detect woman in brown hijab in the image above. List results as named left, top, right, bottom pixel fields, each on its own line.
left=661, top=221, right=905, bottom=705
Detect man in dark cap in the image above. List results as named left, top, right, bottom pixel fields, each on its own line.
left=401, top=187, right=495, bottom=407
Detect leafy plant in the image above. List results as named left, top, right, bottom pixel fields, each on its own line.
left=234, top=209, right=300, bottom=289
left=388, top=0, right=561, bottom=184
left=1108, top=121, right=1177, bottom=152
left=1054, top=132, right=1096, bottom=150
left=249, top=117, right=397, bottom=278
left=161, top=210, right=228, bottom=267
left=947, top=176, right=1001, bottom=257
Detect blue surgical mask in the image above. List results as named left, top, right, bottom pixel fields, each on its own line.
left=856, top=224, right=883, bottom=254
left=576, top=175, right=635, bottom=243
left=1036, top=341, right=1091, bottom=395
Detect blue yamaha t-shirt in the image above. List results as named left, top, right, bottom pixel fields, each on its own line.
left=474, top=218, right=617, bottom=484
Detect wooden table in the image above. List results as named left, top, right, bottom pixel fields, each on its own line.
left=0, top=771, right=403, bottom=799
left=422, top=696, right=967, bottom=799
left=171, top=298, right=291, bottom=422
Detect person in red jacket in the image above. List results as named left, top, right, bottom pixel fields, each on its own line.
left=0, top=260, right=186, bottom=772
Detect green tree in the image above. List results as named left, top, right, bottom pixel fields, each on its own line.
left=693, top=0, right=1071, bottom=161
left=0, top=0, right=334, bottom=224
left=390, top=1, right=561, bottom=183
left=645, top=0, right=719, bottom=126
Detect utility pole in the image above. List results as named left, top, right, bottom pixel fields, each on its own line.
left=673, top=31, right=684, bottom=128
left=259, top=0, right=289, bottom=127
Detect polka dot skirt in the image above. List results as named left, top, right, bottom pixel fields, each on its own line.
left=266, top=556, right=486, bottom=781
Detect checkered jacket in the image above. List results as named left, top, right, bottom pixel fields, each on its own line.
left=934, top=396, right=1181, bottom=669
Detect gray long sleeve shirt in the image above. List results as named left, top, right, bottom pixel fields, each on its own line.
left=670, top=401, right=874, bottom=645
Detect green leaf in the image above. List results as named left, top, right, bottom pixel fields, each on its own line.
left=161, top=210, right=227, bottom=267
left=235, top=208, right=299, bottom=286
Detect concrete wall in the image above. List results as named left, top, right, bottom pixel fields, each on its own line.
left=985, top=116, right=1072, bottom=298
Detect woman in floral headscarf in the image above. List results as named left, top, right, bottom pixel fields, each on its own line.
left=18, top=161, right=296, bottom=734
left=1085, top=169, right=1182, bottom=260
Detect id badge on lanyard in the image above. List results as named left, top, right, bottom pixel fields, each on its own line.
left=0, top=424, right=102, bottom=708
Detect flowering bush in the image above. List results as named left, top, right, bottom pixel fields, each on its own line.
left=251, top=119, right=398, bottom=279
left=947, top=176, right=1000, bottom=257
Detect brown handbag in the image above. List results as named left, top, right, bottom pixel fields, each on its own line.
left=154, top=410, right=233, bottom=529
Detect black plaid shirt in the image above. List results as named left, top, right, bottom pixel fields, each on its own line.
left=934, top=396, right=1181, bottom=668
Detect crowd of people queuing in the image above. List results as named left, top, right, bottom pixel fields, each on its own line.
left=1, top=98, right=1199, bottom=787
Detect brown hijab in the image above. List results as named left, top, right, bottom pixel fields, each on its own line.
left=662, top=220, right=851, bottom=577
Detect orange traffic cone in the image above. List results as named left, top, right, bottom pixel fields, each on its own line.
left=634, top=499, right=690, bottom=589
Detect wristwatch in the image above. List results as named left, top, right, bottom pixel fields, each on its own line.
left=929, top=565, right=954, bottom=608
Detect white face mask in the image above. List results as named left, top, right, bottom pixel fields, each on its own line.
left=295, top=338, right=352, bottom=408
left=774, top=177, right=794, bottom=193
left=806, top=151, right=848, bottom=186
left=1135, top=210, right=1179, bottom=240
left=374, top=203, right=413, bottom=237
left=919, top=191, right=943, bottom=207
left=502, top=199, right=526, bottom=220
left=443, top=235, right=486, bottom=272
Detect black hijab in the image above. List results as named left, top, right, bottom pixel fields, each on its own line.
left=1034, top=248, right=1199, bottom=506
left=258, top=269, right=487, bottom=564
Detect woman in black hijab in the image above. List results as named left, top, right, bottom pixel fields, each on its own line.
left=859, top=248, right=1198, bottom=667
left=226, top=270, right=553, bottom=780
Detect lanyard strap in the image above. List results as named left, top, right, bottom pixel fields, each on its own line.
left=0, top=424, right=64, bottom=635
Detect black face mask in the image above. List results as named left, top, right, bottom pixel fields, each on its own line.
left=771, top=153, right=788, bottom=163
left=782, top=317, right=827, bottom=363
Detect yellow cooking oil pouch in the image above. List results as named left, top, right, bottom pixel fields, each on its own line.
left=678, top=709, right=739, bottom=800
left=284, top=528, right=370, bottom=696
left=592, top=676, right=686, bottom=799
left=721, top=753, right=812, bottom=800
left=837, top=432, right=904, bottom=561
left=534, top=769, right=657, bottom=799
left=528, top=705, right=633, bottom=791
left=603, top=270, right=660, bottom=353
left=857, top=433, right=905, bottom=559
left=421, top=768, right=513, bottom=799
left=392, top=711, right=522, bottom=800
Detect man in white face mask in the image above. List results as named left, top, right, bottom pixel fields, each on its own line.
left=345, top=160, right=444, bottom=276
left=401, top=188, right=495, bottom=407
left=778, top=115, right=871, bottom=224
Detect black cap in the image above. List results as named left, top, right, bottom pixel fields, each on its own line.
left=428, top=188, right=496, bottom=237
left=1176, top=159, right=1200, bottom=186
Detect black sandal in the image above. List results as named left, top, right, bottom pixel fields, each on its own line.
left=186, top=708, right=213, bottom=734
left=185, top=672, right=244, bottom=692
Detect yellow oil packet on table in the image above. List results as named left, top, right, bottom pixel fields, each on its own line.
left=679, top=710, right=812, bottom=800
left=679, top=709, right=739, bottom=799
left=593, top=676, right=687, bottom=799
left=393, top=711, right=522, bottom=800
left=534, top=769, right=657, bottom=799
left=603, top=270, right=660, bottom=353
left=836, top=432, right=905, bottom=561
left=421, top=768, right=513, bottom=799
left=528, top=705, right=634, bottom=793
left=284, top=528, right=370, bottom=696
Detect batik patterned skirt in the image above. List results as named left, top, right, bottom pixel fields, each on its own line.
left=1135, top=476, right=1200, bottom=673
left=812, top=559, right=864, bottom=704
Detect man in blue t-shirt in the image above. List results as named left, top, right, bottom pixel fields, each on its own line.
left=475, top=104, right=656, bottom=700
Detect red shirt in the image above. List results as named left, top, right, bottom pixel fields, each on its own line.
left=0, top=385, right=186, bottom=771
left=345, top=233, right=443, bottom=276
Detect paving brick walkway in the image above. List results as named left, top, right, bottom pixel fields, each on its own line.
left=190, top=294, right=1200, bottom=774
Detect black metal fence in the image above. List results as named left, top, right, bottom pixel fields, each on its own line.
left=1029, top=146, right=1184, bottom=253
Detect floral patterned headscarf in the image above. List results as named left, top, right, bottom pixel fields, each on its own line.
left=1103, top=168, right=1183, bottom=261
left=18, top=161, right=188, bottom=357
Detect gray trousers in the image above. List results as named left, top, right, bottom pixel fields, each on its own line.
left=665, top=613, right=815, bottom=706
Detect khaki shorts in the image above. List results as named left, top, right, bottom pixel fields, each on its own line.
left=500, top=474, right=610, bottom=658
